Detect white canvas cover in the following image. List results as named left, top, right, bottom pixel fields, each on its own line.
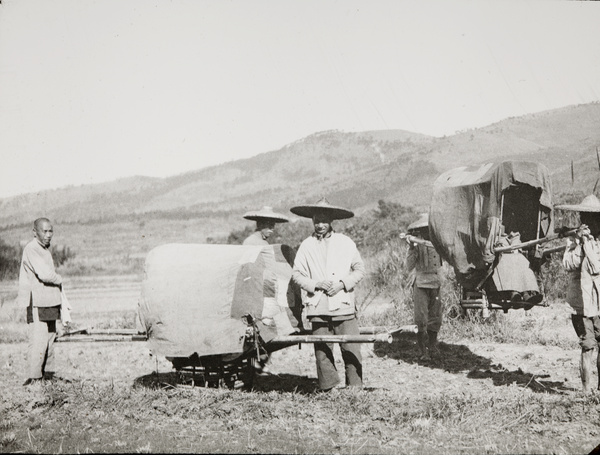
left=138, top=243, right=301, bottom=358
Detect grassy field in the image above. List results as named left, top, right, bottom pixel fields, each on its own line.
left=1, top=275, right=599, bottom=454
left=0, top=216, right=239, bottom=277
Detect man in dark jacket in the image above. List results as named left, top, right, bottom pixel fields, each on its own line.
left=405, top=213, right=443, bottom=361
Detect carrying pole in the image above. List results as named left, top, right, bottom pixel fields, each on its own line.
left=494, top=228, right=578, bottom=254
left=359, top=325, right=417, bottom=335
left=541, top=244, right=568, bottom=257
left=399, top=233, right=434, bottom=249
left=56, top=334, right=148, bottom=343
left=268, top=333, right=393, bottom=345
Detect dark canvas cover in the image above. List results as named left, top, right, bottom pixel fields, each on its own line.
left=429, top=161, right=553, bottom=289
left=138, top=243, right=301, bottom=358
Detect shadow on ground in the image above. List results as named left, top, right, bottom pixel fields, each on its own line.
left=133, top=371, right=319, bottom=394
left=374, top=335, right=576, bottom=394
left=253, top=373, right=319, bottom=394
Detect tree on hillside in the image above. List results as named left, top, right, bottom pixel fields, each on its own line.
left=0, top=238, right=20, bottom=280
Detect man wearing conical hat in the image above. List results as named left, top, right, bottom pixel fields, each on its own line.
left=242, top=206, right=289, bottom=246
left=558, top=194, right=600, bottom=393
left=290, top=197, right=365, bottom=391
left=405, top=213, right=444, bottom=361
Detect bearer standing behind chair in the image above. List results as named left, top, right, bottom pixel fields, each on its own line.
left=242, top=206, right=289, bottom=246
left=405, top=213, right=443, bottom=361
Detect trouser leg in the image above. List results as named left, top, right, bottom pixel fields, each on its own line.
left=428, top=330, right=439, bottom=356
left=572, top=315, right=597, bottom=392
left=581, top=349, right=594, bottom=393
left=413, top=286, right=428, bottom=334
left=427, top=288, right=443, bottom=333
left=414, top=287, right=430, bottom=359
left=312, top=322, right=340, bottom=391
left=335, top=318, right=362, bottom=388
left=417, top=332, right=430, bottom=360
left=43, top=321, right=57, bottom=376
left=27, top=310, right=50, bottom=380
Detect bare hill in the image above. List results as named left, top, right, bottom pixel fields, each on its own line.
left=1, top=103, right=600, bottom=228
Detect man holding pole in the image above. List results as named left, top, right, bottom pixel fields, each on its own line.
left=290, top=198, right=365, bottom=391
left=557, top=195, right=600, bottom=393
left=405, top=213, right=443, bottom=361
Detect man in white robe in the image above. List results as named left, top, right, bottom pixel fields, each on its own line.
left=291, top=198, right=365, bottom=391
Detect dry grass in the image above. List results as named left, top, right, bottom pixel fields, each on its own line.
left=0, top=268, right=597, bottom=453
left=1, top=361, right=598, bottom=454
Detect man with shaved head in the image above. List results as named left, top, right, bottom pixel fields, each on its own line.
left=17, top=218, right=63, bottom=386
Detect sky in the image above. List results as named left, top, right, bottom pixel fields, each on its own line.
left=1, top=0, right=599, bottom=198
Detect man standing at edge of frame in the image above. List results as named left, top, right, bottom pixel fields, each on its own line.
left=557, top=195, right=600, bottom=393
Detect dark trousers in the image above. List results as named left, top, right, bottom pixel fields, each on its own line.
left=572, top=314, right=600, bottom=351
left=27, top=307, right=57, bottom=379
left=312, top=317, right=363, bottom=390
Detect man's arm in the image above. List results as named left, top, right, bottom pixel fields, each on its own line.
left=291, top=246, right=317, bottom=293
left=405, top=243, right=418, bottom=272
left=25, top=246, right=62, bottom=285
left=562, top=239, right=583, bottom=272
left=583, top=238, right=600, bottom=275
left=339, top=249, right=365, bottom=292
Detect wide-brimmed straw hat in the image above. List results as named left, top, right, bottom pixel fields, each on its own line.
left=290, top=197, right=354, bottom=220
left=555, top=195, right=600, bottom=212
left=408, top=213, right=429, bottom=231
left=243, top=206, right=289, bottom=223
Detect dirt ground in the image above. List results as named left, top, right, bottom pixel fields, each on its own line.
left=2, top=333, right=599, bottom=454
left=1, top=276, right=599, bottom=453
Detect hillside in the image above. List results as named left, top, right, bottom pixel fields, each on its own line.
left=1, top=103, right=600, bottom=229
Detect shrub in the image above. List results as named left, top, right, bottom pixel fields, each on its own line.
left=0, top=238, right=20, bottom=280
left=0, top=238, right=76, bottom=281
left=50, top=244, right=76, bottom=267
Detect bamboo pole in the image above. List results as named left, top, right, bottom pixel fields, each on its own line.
left=494, top=228, right=578, bottom=254
left=62, top=328, right=146, bottom=336
left=56, top=334, right=148, bottom=343
left=541, top=244, right=567, bottom=257
left=359, top=325, right=417, bottom=335
left=398, top=233, right=434, bottom=248
left=268, top=333, right=393, bottom=345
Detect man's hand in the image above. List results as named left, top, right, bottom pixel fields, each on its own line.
left=315, top=281, right=333, bottom=293
left=326, top=281, right=345, bottom=296
left=577, top=224, right=592, bottom=241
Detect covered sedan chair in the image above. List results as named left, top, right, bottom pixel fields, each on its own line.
left=429, top=161, right=554, bottom=313
left=138, top=243, right=397, bottom=388
left=138, top=243, right=303, bottom=387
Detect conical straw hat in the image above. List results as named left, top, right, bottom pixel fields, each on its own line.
left=555, top=195, right=600, bottom=212
left=408, top=213, right=429, bottom=231
left=243, top=206, right=289, bottom=223
left=290, top=197, right=354, bottom=220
